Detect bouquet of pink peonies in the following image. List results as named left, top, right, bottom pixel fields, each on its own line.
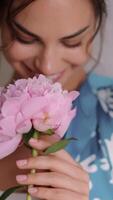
left=0, top=75, right=79, bottom=200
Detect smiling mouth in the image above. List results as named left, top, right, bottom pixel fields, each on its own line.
left=23, top=62, right=65, bottom=82
left=46, top=71, right=64, bottom=82
left=36, top=70, right=65, bottom=83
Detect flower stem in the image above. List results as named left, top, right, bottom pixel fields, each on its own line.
left=26, top=130, right=40, bottom=200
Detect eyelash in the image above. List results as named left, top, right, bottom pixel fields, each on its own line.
left=62, top=41, right=82, bottom=48
left=10, top=23, right=82, bottom=48
left=15, top=36, right=37, bottom=44
left=15, top=33, right=82, bottom=49
left=16, top=38, right=82, bottom=49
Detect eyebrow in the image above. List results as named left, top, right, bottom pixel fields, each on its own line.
left=13, top=20, right=42, bottom=40
left=13, top=20, right=90, bottom=40
left=62, top=25, right=90, bottom=40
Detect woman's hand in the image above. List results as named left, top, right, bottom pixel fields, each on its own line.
left=16, top=137, right=89, bottom=200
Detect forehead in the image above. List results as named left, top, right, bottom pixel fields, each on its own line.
left=14, top=0, right=95, bottom=37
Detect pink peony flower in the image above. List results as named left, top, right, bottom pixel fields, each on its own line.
left=0, top=75, right=79, bottom=159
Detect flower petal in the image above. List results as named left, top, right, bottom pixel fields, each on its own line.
left=0, top=134, right=22, bottom=159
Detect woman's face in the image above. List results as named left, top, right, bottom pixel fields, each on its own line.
left=1, top=0, right=96, bottom=90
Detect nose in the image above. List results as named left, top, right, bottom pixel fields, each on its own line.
left=34, top=46, right=60, bottom=75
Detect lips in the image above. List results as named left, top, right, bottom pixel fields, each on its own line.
left=35, top=73, right=62, bottom=82
left=46, top=74, right=62, bottom=82
left=23, top=62, right=65, bottom=82
left=46, top=70, right=65, bottom=82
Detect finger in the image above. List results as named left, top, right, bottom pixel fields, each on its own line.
left=28, top=187, right=88, bottom=200
left=29, top=138, right=78, bottom=166
left=16, top=172, right=89, bottom=195
left=16, top=155, right=89, bottom=183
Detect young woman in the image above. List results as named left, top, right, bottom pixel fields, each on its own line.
left=0, top=0, right=110, bottom=200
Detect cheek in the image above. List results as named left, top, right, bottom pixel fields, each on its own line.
left=65, top=47, right=90, bottom=67
left=4, top=42, right=35, bottom=62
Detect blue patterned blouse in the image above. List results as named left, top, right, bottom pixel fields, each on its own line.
left=65, top=73, right=113, bottom=200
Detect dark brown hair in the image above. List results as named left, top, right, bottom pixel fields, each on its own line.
left=0, top=0, right=107, bottom=52
left=0, top=0, right=107, bottom=33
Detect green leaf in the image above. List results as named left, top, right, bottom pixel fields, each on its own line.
left=44, top=137, right=77, bottom=155
left=0, top=186, right=25, bottom=200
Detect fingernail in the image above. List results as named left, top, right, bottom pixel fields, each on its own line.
left=16, top=175, right=27, bottom=182
left=29, top=138, right=37, bottom=144
left=16, top=160, right=27, bottom=167
left=28, top=187, right=37, bottom=194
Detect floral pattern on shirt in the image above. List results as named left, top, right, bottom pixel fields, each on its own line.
left=65, top=73, right=113, bottom=200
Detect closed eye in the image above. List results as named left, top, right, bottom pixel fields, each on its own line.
left=62, top=41, right=82, bottom=48
left=10, top=21, right=42, bottom=45
left=15, top=35, right=37, bottom=44
left=13, top=28, right=39, bottom=45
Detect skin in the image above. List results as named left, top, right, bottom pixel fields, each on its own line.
left=0, top=0, right=97, bottom=199
left=1, top=0, right=96, bottom=90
